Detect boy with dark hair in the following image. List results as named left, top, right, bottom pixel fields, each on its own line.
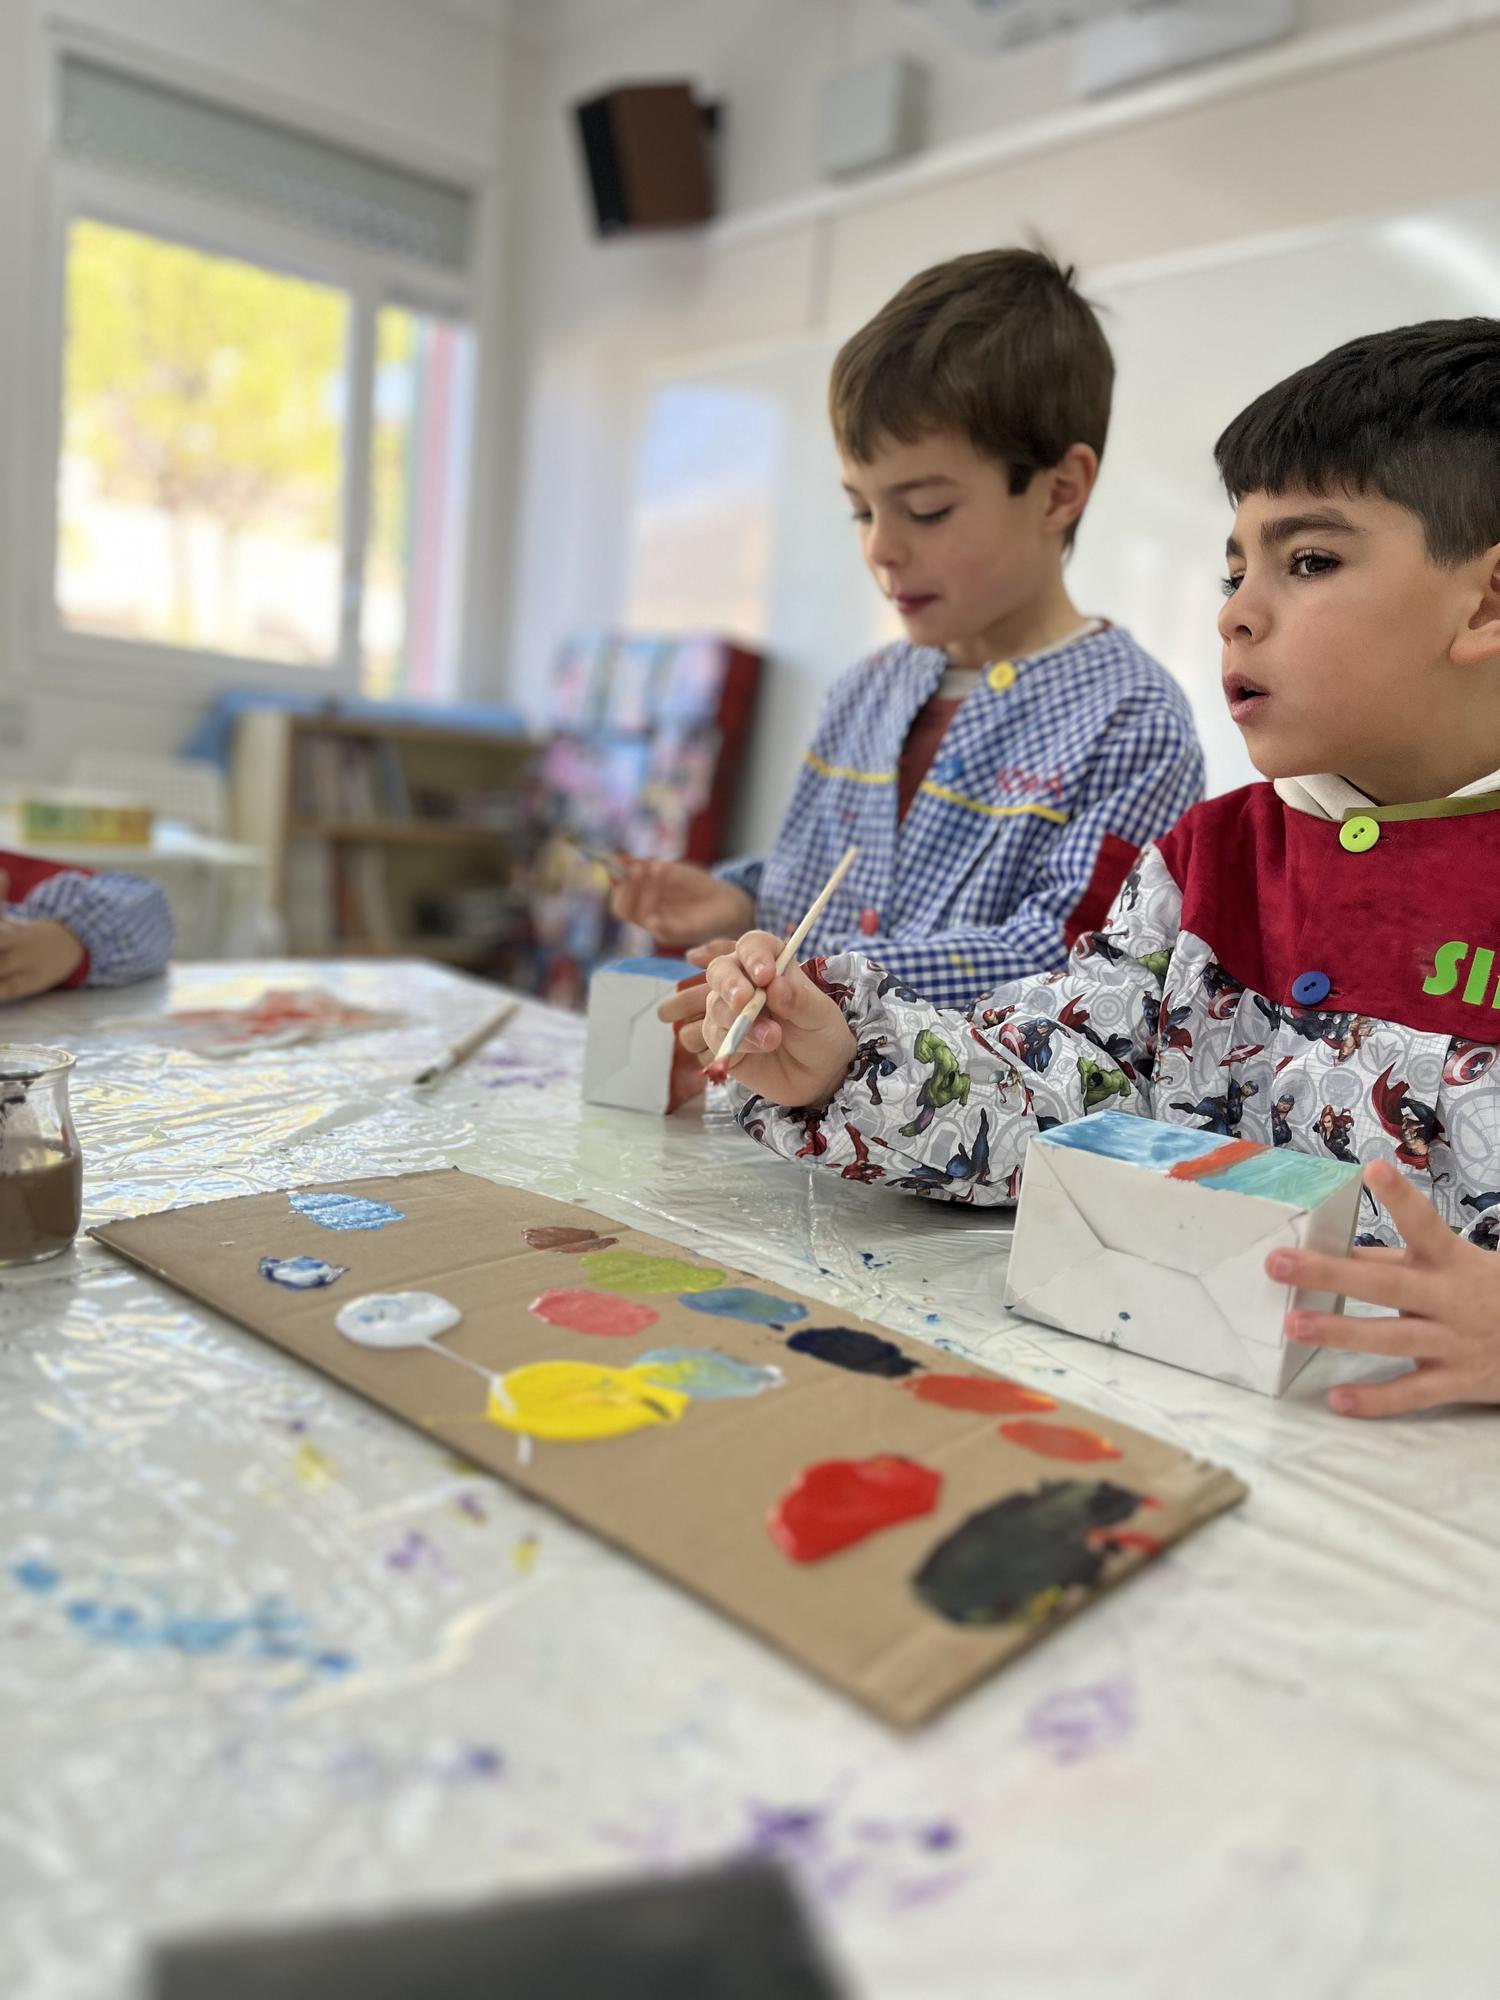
left=612, top=248, right=1202, bottom=1008
left=669, top=317, right=1500, bottom=1419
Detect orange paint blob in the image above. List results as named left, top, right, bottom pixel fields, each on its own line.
left=998, top=1420, right=1123, bottom=1464
left=903, top=1374, right=1056, bottom=1416
left=1166, top=1139, right=1265, bottom=1182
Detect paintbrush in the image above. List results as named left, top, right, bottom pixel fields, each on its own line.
left=569, top=840, right=628, bottom=882
left=412, top=997, right=520, bottom=1088
left=705, top=846, right=858, bottom=1083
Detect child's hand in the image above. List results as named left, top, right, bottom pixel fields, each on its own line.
left=0, top=918, right=85, bottom=1000
left=1268, top=1159, right=1500, bottom=1417
left=609, top=861, right=753, bottom=949
left=657, top=931, right=856, bottom=1108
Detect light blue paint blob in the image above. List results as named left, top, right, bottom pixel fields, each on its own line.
left=260, top=1254, right=349, bottom=1289
left=1039, top=1113, right=1222, bottom=1170
left=601, top=955, right=701, bottom=980
left=636, top=1348, right=784, bottom=1400
left=53, top=1585, right=355, bottom=1675
left=12, top=1559, right=59, bottom=1594
left=678, top=1286, right=808, bottom=1328
left=1040, top=1111, right=1360, bottom=1208
left=290, top=1190, right=404, bottom=1232
left=1201, top=1149, right=1361, bottom=1206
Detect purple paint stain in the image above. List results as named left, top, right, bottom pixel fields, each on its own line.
left=1025, top=1679, right=1136, bottom=1763
left=747, top=1804, right=825, bottom=1853
left=449, top=1744, right=505, bottom=1780
left=920, top=1820, right=960, bottom=1852
left=454, top=1493, right=487, bottom=1523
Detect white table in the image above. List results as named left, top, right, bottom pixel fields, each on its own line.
left=0, top=816, right=274, bottom=959
left=5, top=961, right=1499, bottom=2000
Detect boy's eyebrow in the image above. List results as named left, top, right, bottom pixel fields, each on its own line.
left=842, top=475, right=961, bottom=497
left=1225, top=509, right=1364, bottom=557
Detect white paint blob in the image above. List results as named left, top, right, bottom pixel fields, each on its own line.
left=335, top=1291, right=463, bottom=1348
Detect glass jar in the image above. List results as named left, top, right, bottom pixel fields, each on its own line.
left=0, top=1046, right=83, bottom=1266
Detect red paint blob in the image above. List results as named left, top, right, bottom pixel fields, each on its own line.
left=998, top=1420, right=1123, bottom=1464
left=705, top=1060, right=730, bottom=1085
left=768, top=1455, right=943, bottom=1563
left=527, top=1289, right=659, bottom=1338
left=904, top=1373, right=1056, bottom=1416
left=1166, top=1139, right=1265, bottom=1182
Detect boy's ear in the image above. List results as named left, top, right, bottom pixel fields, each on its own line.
left=1451, top=540, right=1500, bottom=669
left=1039, top=444, right=1099, bottom=537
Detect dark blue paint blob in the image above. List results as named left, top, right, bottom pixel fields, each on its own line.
left=786, top=1326, right=921, bottom=1379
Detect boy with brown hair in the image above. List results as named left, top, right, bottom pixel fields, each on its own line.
left=612, top=248, right=1202, bottom=1007
left=670, top=317, right=1500, bottom=1421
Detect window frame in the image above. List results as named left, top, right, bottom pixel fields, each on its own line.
left=34, top=95, right=478, bottom=702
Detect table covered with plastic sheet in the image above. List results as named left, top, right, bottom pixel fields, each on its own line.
left=4, top=961, right=1499, bottom=2000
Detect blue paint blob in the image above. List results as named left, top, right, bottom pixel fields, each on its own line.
left=637, top=1348, right=784, bottom=1400
left=12, top=1559, right=60, bottom=1594
left=290, top=1190, right=404, bottom=1232
left=1117, top=1311, right=1131, bottom=1322
left=678, top=1286, right=808, bottom=1328
left=786, top=1326, right=920, bottom=1379
left=260, top=1254, right=349, bottom=1289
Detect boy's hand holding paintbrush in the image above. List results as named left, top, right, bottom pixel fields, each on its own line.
left=658, top=846, right=859, bottom=1105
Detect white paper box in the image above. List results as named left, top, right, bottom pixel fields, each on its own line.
left=1003, top=1113, right=1364, bottom=1396
left=582, top=956, right=707, bottom=1116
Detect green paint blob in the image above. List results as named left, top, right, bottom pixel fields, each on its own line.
left=578, top=1249, right=726, bottom=1296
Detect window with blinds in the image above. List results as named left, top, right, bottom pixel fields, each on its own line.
left=49, top=54, right=477, bottom=697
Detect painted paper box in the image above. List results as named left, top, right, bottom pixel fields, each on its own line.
left=1003, top=1114, right=1365, bottom=1396
left=582, top=956, right=706, bottom=1115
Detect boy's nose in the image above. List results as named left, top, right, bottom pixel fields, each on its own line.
left=866, top=520, right=908, bottom=570
left=1217, top=590, right=1261, bottom=645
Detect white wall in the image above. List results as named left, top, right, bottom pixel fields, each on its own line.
left=501, top=0, right=1500, bottom=771
left=0, top=0, right=513, bottom=782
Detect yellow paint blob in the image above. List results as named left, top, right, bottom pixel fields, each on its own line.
left=486, top=1361, right=689, bottom=1442
left=293, top=1442, right=334, bottom=1492
left=512, top=1532, right=540, bottom=1575
left=578, top=1250, right=726, bottom=1296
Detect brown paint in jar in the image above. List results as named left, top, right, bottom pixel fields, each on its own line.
left=0, top=1047, right=83, bottom=1266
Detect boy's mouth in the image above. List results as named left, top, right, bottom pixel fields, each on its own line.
left=1223, top=671, right=1270, bottom=723
left=892, top=592, right=938, bottom=616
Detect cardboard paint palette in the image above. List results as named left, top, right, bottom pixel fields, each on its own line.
left=93, top=1170, right=1246, bottom=1727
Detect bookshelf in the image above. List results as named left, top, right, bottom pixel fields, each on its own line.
left=231, top=708, right=536, bottom=969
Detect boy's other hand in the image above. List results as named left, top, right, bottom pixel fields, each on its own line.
left=1269, top=1160, right=1500, bottom=1417
left=609, top=861, right=753, bottom=949
left=657, top=930, right=855, bottom=1108
left=0, top=917, right=85, bottom=1000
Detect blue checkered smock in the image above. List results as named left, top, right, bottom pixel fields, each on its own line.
left=717, top=624, right=1202, bottom=1010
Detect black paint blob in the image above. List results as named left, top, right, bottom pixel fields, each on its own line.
left=785, top=1326, right=921, bottom=1379
left=913, top=1480, right=1146, bottom=1625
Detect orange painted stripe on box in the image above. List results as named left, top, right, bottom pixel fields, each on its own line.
left=1166, top=1139, right=1266, bottom=1182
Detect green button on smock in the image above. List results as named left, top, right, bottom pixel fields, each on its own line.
left=1339, top=815, right=1380, bottom=853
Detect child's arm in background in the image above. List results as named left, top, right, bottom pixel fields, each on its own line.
left=831, top=702, right=1203, bottom=1009
left=1271, top=1161, right=1500, bottom=1417
left=609, top=858, right=754, bottom=948
left=667, top=847, right=1183, bottom=1204
left=3, top=865, right=174, bottom=994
